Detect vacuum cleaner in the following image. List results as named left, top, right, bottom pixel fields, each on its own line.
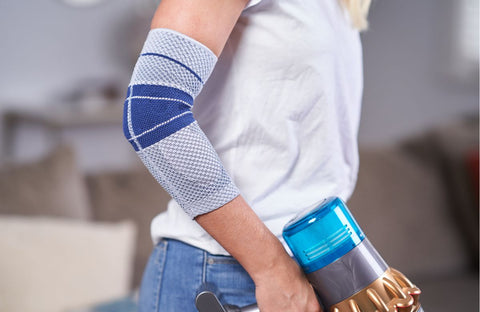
left=195, top=197, right=422, bottom=312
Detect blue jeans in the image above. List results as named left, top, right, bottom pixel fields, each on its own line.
left=138, top=239, right=256, bottom=312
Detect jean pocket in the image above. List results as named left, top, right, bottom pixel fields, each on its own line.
left=204, top=256, right=256, bottom=308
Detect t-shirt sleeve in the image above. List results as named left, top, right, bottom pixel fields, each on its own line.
left=244, top=0, right=263, bottom=10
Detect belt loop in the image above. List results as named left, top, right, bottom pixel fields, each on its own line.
left=202, top=250, right=207, bottom=284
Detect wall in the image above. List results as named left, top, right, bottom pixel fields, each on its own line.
left=0, top=0, right=156, bottom=170
left=360, top=0, right=478, bottom=145
left=0, top=0, right=151, bottom=105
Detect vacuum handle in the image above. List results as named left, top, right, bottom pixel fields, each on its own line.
left=235, top=304, right=259, bottom=312
left=195, top=291, right=259, bottom=312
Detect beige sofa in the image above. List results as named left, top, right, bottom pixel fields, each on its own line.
left=0, top=117, right=477, bottom=311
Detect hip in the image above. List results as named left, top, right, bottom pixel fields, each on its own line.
left=138, top=238, right=256, bottom=312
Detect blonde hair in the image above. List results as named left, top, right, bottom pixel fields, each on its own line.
left=340, top=0, right=372, bottom=31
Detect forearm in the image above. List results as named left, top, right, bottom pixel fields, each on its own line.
left=195, top=194, right=307, bottom=310
left=196, top=195, right=293, bottom=283
left=197, top=196, right=320, bottom=312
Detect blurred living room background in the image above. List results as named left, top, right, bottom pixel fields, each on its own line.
left=0, top=0, right=478, bottom=311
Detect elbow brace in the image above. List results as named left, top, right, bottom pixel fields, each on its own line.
left=123, top=29, right=240, bottom=218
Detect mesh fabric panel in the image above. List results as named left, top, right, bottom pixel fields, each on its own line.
left=136, top=28, right=217, bottom=97
left=132, top=55, right=203, bottom=97
left=140, top=122, right=240, bottom=218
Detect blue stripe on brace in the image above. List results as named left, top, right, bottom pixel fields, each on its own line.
left=131, top=84, right=194, bottom=103
left=141, top=53, right=204, bottom=83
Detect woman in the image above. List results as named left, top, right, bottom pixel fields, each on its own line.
left=123, top=0, right=370, bottom=311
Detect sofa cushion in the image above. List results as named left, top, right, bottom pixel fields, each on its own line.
left=424, top=118, right=479, bottom=266
left=0, top=216, right=136, bottom=312
left=86, top=167, right=171, bottom=288
left=0, top=144, right=91, bottom=219
left=401, top=117, right=479, bottom=268
left=348, top=146, right=470, bottom=277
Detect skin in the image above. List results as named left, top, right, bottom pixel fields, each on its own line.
left=151, top=1, right=322, bottom=311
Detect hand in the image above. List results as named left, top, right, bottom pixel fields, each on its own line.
left=253, top=255, right=322, bottom=312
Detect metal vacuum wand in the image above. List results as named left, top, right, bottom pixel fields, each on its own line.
left=196, top=197, right=422, bottom=312
left=195, top=290, right=259, bottom=312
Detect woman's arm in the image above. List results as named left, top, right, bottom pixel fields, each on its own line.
left=143, top=1, right=321, bottom=311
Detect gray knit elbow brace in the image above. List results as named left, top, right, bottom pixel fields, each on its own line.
left=123, top=29, right=240, bottom=218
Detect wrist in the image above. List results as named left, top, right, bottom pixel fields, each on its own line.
left=247, top=236, right=299, bottom=284
left=195, top=195, right=299, bottom=284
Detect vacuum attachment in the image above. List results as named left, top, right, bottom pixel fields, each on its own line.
left=282, top=197, right=422, bottom=312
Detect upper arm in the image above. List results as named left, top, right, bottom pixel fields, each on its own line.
left=150, top=0, right=250, bottom=56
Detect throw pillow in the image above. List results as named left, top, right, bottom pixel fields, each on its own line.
left=0, top=216, right=136, bottom=312
left=86, top=167, right=170, bottom=288
left=0, top=144, right=91, bottom=219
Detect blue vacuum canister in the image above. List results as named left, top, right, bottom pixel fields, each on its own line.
left=282, top=197, right=422, bottom=312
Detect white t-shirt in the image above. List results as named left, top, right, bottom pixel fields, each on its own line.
left=150, top=0, right=363, bottom=255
